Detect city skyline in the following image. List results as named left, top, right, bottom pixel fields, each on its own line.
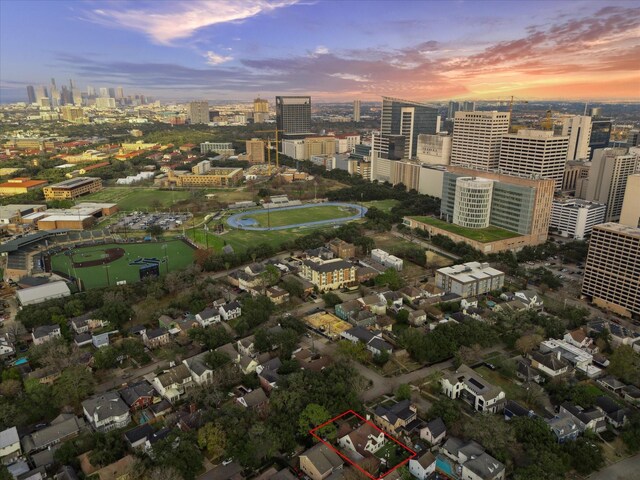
left=1, top=0, right=639, bottom=103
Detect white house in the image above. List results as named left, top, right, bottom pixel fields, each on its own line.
left=371, top=248, right=403, bottom=271
left=31, top=324, right=61, bottom=345
left=409, top=451, right=436, bottom=480
left=151, top=364, right=193, bottom=403
left=82, top=392, right=131, bottom=432
left=183, top=352, right=214, bottom=386
left=337, top=423, right=385, bottom=458
left=0, top=334, right=15, bottom=359
left=219, top=301, right=242, bottom=321
left=0, top=427, right=21, bottom=464
left=441, top=364, right=505, bottom=413
left=420, top=417, right=446, bottom=445
left=195, top=307, right=221, bottom=327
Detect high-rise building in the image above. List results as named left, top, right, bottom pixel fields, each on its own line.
left=95, top=97, right=116, bottom=109
left=416, top=133, right=451, bottom=165
left=61, top=106, right=84, bottom=123
left=116, top=87, right=124, bottom=99
left=254, top=97, right=269, bottom=113
left=450, top=111, right=511, bottom=170
left=582, top=223, right=640, bottom=318
left=452, top=177, right=494, bottom=228
left=589, top=116, right=612, bottom=159
left=72, top=88, right=83, bottom=106
left=275, top=96, right=311, bottom=135
left=238, top=138, right=266, bottom=164
left=108, top=87, right=116, bottom=98
left=561, top=115, right=592, bottom=160
left=562, top=160, right=591, bottom=192
left=87, top=86, right=95, bottom=96
left=582, top=147, right=639, bottom=222
left=26, top=85, right=36, bottom=103
left=627, top=130, right=640, bottom=148
left=549, top=199, right=606, bottom=240
left=353, top=100, right=361, bottom=122
left=187, top=101, right=210, bottom=124
left=498, top=129, right=569, bottom=189
left=620, top=174, right=640, bottom=228
left=35, top=85, right=48, bottom=102
left=447, top=101, right=460, bottom=120
left=99, top=87, right=109, bottom=98
left=462, top=101, right=475, bottom=112
left=379, top=96, right=439, bottom=160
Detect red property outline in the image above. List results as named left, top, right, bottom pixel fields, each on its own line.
left=309, top=410, right=417, bottom=480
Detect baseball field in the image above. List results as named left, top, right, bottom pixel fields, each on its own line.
left=49, top=240, right=196, bottom=290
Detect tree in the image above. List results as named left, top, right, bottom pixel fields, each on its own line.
left=322, top=292, right=342, bottom=308
left=563, top=438, right=604, bottom=475
left=608, top=345, right=640, bottom=385
left=204, top=351, right=231, bottom=370
left=395, top=384, right=411, bottom=401
left=282, top=277, right=304, bottom=298
left=89, top=431, right=126, bottom=467
left=146, top=224, right=164, bottom=237
left=515, top=333, right=543, bottom=355
left=372, top=349, right=390, bottom=366
left=374, top=268, right=404, bottom=290
left=298, top=403, right=336, bottom=441
left=54, top=366, right=95, bottom=409
left=153, top=431, right=203, bottom=480
left=336, top=340, right=368, bottom=362
left=354, top=236, right=375, bottom=255
left=188, top=326, right=232, bottom=350
left=97, top=302, right=134, bottom=329
left=428, top=398, right=461, bottom=426
left=197, top=423, right=226, bottom=460
left=621, top=412, right=640, bottom=453
left=396, top=309, right=409, bottom=324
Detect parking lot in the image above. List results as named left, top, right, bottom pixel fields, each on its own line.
left=113, top=212, right=192, bottom=231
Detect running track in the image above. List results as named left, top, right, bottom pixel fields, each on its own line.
left=226, top=202, right=368, bottom=231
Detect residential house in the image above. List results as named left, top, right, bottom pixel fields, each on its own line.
left=267, top=286, right=290, bottom=305
left=516, top=358, right=543, bottom=383
left=595, top=396, right=629, bottom=428
left=337, top=422, right=385, bottom=458
left=215, top=343, right=241, bottom=363
left=237, top=335, right=256, bottom=357
left=420, top=417, right=446, bottom=446
left=597, top=376, right=626, bottom=395
left=349, top=309, right=377, bottom=327
left=82, top=392, right=131, bottom=432
left=371, top=249, right=403, bottom=271
left=299, top=442, right=344, bottom=480
left=87, top=455, right=135, bottom=480
left=503, top=400, right=536, bottom=421
left=0, top=427, right=21, bottom=464
left=74, top=333, right=92, bottom=348
left=408, top=451, right=436, bottom=480
left=195, top=307, right=221, bottom=327
left=559, top=403, right=607, bottom=433
left=183, top=351, right=215, bottom=386
left=374, top=400, right=417, bottom=436
left=340, top=326, right=392, bottom=355
left=335, top=300, right=362, bottom=321
left=236, top=388, right=269, bottom=410
left=219, top=301, right=242, bottom=321
left=564, top=329, right=596, bottom=353
left=381, top=290, right=404, bottom=309
left=546, top=411, right=581, bottom=443
left=408, top=309, right=427, bottom=327
left=92, top=332, right=111, bottom=349
left=118, top=381, right=155, bottom=411
left=151, top=364, right=194, bottom=403
left=239, top=353, right=267, bottom=375
left=0, top=334, right=15, bottom=359
left=124, top=424, right=154, bottom=449
left=293, top=348, right=331, bottom=373
left=31, top=324, right=61, bottom=345
left=158, top=314, right=198, bottom=333
left=143, top=327, right=170, bottom=349
left=442, top=437, right=505, bottom=480
left=26, top=366, right=61, bottom=385
left=358, top=294, right=387, bottom=315
left=70, top=313, right=107, bottom=334
left=441, top=364, right=506, bottom=413
left=499, top=290, right=544, bottom=310
left=21, top=414, right=86, bottom=454
left=589, top=320, right=640, bottom=350
left=529, top=350, right=570, bottom=377
left=328, top=238, right=356, bottom=259
left=399, top=286, right=422, bottom=304
left=622, top=385, right=640, bottom=406
left=257, top=357, right=282, bottom=392
left=538, top=339, right=600, bottom=377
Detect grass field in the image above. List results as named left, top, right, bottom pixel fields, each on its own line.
left=246, top=205, right=358, bottom=228
left=362, top=199, right=400, bottom=213
left=83, top=188, right=193, bottom=211
left=50, top=240, right=196, bottom=290
left=409, top=216, right=521, bottom=242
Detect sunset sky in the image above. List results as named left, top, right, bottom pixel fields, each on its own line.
left=1, top=0, right=639, bottom=103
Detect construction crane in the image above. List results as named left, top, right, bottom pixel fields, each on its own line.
left=255, top=128, right=283, bottom=175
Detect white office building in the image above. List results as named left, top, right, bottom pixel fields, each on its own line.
left=416, top=133, right=451, bottom=165
left=498, top=129, right=569, bottom=190
left=200, top=142, right=234, bottom=155
left=452, top=177, right=493, bottom=228
left=561, top=115, right=592, bottom=160
left=549, top=199, right=606, bottom=239
left=451, top=111, right=510, bottom=170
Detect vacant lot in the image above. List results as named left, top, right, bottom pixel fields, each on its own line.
left=410, top=216, right=521, bottom=242
left=50, top=240, right=195, bottom=289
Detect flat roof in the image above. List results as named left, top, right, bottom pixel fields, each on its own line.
left=37, top=215, right=94, bottom=222
left=47, top=177, right=100, bottom=188
left=0, top=179, right=47, bottom=188
left=16, top=281, right=71, bottom=304
left=0, top=204, right=45, bottom=219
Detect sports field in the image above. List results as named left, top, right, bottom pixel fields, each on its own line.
left=49, top=240, right=196, bottom=290
left=248, top=205, right=357, bottom=228
left=409, top=216, right=521, bottom=242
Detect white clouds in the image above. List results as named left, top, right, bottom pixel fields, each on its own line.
left=86, top=0, right=298, bottom=45
left=328, top=73, right=370, bottom=83
left=314, top=45, right=329, bottom=55
left=205, top=51, right=233, bottom=65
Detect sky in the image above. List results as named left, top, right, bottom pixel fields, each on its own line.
left=1, top=0, right=639, bottom=103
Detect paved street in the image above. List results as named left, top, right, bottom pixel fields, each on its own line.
left=587, top=452, right=640, bottom=480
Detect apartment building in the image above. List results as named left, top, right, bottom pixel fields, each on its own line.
left=435, top=262, right=505, bottom=298
left=299, top=257, right=356, bottom=292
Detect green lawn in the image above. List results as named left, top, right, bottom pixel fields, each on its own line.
left=50, top=240, right=196, bottom=290
left=245, top=205, right=358, bottom=228
left=362, top=199, right=400, bottom=213
left=409, top=216, right=521, bottom=242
